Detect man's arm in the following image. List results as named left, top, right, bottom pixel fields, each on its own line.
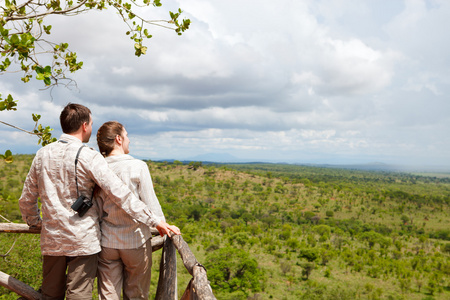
left=87, top=152, right=161, bottom=228
left=138, top=162, right=181, bottom=236
left=138, top=162, right=166, bottom=223
left=87, top=153, right=180, bottom=236
left=18, top=158, right=42, bottom=228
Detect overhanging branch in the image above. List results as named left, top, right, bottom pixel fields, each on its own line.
left=0, top=120, right=36, bottom=135
left=3, top=0, right=90, bottom=22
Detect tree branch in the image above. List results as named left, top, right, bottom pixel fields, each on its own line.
left=15, top=0, right=35, bottom=11
left=0, top=120, right=37, bottom=135
left=4, top=0, right=90, bottom=22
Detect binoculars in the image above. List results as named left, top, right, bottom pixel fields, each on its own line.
left=71, top=195, right=93, bottom=217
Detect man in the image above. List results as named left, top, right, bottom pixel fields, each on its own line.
left=19, top=103, right=179, bottom=300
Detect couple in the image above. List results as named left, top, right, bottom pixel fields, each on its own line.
left=19, top=103, right=180, bottom=299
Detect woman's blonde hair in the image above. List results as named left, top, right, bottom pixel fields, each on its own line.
left=96, top=121, right=124, bottom=157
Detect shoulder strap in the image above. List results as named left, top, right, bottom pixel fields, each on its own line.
left=75, top=145, right=86, bottom=197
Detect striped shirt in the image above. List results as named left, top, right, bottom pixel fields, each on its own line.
left=96, top=154, right=165, bottom=249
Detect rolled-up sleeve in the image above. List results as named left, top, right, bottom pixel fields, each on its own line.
left=85, top=152, right=160, bottom=228
left=19, top=157, right=42, bottom=227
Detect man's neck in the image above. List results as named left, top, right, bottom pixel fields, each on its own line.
left=67, top=132, right=84, bottom=142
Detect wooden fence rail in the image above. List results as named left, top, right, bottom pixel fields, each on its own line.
left=0, top=223, right=216, bottom=300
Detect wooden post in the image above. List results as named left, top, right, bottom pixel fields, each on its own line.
left=155, top=235, right=177, bottom=300
left=180, top=279, right=196, bottom=300
left=0, top=271, right=41, bottom=300
left=171, top=235, right=197, bottom=275
left=172, top=235, right=217, bottom=300
left=192, top=265, right=216, bottom=300
left=151, top=235, right=164, bottom=252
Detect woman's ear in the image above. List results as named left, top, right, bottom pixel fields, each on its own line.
left=115, top=134, right=123, bottom=146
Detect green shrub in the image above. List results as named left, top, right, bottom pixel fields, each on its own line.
left=205, top=247, right=265, bottom=295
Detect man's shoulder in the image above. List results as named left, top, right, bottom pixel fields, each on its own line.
left=35, top=140, right=59, bottom=156
left=80, top=146, right=102, bottom=159
left=82, top=145, right=97, bottom=153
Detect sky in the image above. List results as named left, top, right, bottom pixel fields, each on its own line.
left=1, top=0, right=449, bottom=168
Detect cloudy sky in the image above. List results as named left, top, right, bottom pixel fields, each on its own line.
left=1, top=0, right=449, bottom=168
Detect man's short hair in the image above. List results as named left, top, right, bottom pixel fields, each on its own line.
left=60, top=103, right=92, bottom=134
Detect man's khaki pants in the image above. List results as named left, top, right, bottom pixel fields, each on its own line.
left=97, top=238, right=152, bottom=300
left=41, top=254, right=98, bottom=300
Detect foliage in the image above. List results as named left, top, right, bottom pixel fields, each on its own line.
left=299, top=248, right=319, bottom=262
left=188, top=161, right=203, bottom=170
left=359, top=231, right=391, bottom=249
left=443, top=243, right=450, bottom=254
left=205, top=246, right=265, bottom=296
left=300, top=262, right=315, bottom=280
left=0, top=150, right=13, bottom=163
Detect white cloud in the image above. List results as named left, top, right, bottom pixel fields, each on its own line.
left=112, top=66, right=134, bottom=75
left=138, top=111, right=169, bottom=123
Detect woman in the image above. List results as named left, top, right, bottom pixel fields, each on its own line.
left=96, top=121, right=180, bottom=300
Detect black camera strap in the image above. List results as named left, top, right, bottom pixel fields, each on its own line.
left=75, top=145, right=86, bottom=197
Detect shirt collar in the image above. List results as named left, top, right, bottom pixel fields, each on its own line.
left=105, top=154, right=134, bottom=163
left=59, top=134, right=84, bottom=145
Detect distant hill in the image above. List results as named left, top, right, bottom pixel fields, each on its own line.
left=304, top=162, right=450, bottom=173
left=153, top=153, right=450, bottom=174
left=182, top=152, right=448, bottom=172
left=188, top=152, right=244, bottom=163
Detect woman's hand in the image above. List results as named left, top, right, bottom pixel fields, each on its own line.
left=156, top=221, right=181, bottom=237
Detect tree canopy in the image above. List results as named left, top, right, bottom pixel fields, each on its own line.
left=205, top=247, right=265, bottom=295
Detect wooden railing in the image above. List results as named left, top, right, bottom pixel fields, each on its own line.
left=0, top=223, right=216, bottom=300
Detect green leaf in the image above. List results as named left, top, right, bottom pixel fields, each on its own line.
left=32, top=114, right=41, bottom=122
left=0, top=94, right=18, bottom=111
left=10, top=34, right=19, bottom=45
left=1, top=150, right=13, bottom=163
left=43, top=25, right=52, bottom=34
left=36, top=73, right=45, bottom=80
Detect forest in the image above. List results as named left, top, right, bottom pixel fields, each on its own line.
left=1, top=155, right=449, bottom=299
